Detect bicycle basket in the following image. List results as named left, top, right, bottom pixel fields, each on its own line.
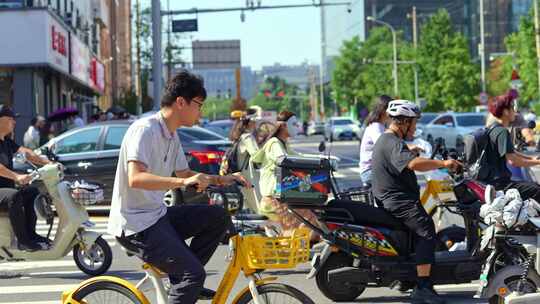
left=240, top=228, right=310, bottom=269
left=70, top=181, right=104, bottom=205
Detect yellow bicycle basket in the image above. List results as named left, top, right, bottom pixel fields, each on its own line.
left=240, top=228, right=311, bottom=269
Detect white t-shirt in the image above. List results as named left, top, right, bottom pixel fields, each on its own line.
left=359, top=122, right=385, bottom=174
left=107, top=112, right=189, bottom=237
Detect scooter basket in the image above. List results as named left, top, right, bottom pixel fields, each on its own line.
left=240, top=228, right=310, bottom=269
left=70, top=181, right=104, bottom=205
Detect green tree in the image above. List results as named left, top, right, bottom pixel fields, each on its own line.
left=331, top=27, right=415, bottom=112
left=202, top=97, right=233, bottom=120
left=249, top=76, right=310, bottom=120
left=417, top=9, right=479, bottom=111
left=504, top=9, right=539, bottom=105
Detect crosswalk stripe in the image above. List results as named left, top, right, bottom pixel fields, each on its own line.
left=0, top=284, right=77, bottom=294
left=3, top=301, right=63, bottom=304
left=1, top=260, right=76, bottom=270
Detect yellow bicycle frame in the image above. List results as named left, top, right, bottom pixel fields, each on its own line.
left=62, top=229, right=310, bottom=304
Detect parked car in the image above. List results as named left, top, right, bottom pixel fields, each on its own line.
left=422, top=112, right=486, bottom=149
left=324, top=117, right=361, bottom=141
left=205, top=119, right=234, bottom=138
left=306, top=121, right=325, bottom=136
left=14, top=120, right=231, bottom=207
left=417, top=112, right=438, bottom=128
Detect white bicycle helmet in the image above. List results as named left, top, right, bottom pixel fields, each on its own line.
left=386, top=99, right=421, bottom=118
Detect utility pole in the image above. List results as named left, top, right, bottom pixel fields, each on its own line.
left=319, top=0, right=326, bottom=118
left=534, top=0, right=540, bottom=102
left=135, top=0, right=142, bottom=115
left=166, top=0, right=172, bottom=81
left=479, top=0, right=486, bottom=93
left=412, top=6, right=419, bottom=103
left=151, top=0, right=162, bottom=110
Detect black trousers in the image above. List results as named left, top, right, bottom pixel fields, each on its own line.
left=117, top=205, right=231, bottom=304
left=0, top=187, right=40, bottom=245
left=383, top=200, right=436, bottom=265
left=494, top=180, right=540, bottom=202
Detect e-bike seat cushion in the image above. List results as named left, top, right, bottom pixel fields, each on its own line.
left=324, top=199, right=407, bottom=230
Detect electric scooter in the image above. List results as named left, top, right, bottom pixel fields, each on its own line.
left=0, top=150, right=112, bottom=276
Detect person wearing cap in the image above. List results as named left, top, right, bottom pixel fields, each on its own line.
left=481, top=94, right=540, bottom=201
left=251, top=111, right=320, bottom=239
left=0, top=105, right=52, bottom=252
left=371, top=100, right=461, bottom=304
left=23, top=115, right=45, bottom=150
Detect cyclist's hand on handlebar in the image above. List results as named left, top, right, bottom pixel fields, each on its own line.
left=15, top=174, right=32, bottom=185
left=184, top=173, right=211, bottom=192
left=443, top=159, right=463, bottom=172
left=221, top=173, right=252, bottom=188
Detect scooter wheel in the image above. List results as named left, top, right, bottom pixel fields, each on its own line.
left=73, top=236, right=113, bottom=276
left=315, top=252, right=366, bottom=302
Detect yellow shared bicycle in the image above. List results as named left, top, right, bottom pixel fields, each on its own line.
left=61, top=228, right=314, bottom=304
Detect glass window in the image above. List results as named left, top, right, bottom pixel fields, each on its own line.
left=0, top=0, right=24, bottom=8
left=433, top=116, right=454, bottom=126
left=178, top=127, right=224, bottom=141
left=55, top=128, right=100, bottom=154
left=103, top=126, right=128, bottom=150
left=419, top=114, right=437, bottom=125
left=456, top=115, right=486, bottom=127
left=333, top=119, right=354, bottom=126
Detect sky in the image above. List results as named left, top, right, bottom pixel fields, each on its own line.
left=143, top=0, right=322, bottom=70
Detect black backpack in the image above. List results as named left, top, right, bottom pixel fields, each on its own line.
left=463, top=124, right=500, bottom=180
left=219, top=140, right=249, bottom=176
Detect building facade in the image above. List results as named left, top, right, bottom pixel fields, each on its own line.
left=0, top=0, right=131, bottom=142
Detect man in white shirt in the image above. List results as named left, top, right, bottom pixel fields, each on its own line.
left=23, top=116, right=45, bottom=150
left=108, top=70, right=249, bottom=304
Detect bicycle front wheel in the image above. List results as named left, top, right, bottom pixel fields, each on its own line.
left=68, top=280, right=145, bottom=304
left=234, top=283, right=315, bottom=304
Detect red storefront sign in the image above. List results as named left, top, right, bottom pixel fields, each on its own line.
left=51, top=25, right=67, bottom=57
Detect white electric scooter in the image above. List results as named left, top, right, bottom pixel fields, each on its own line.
left=0, top=152, right=112, bottom=276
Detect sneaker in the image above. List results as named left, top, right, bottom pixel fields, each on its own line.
left=411, top=286, right=446, bottom=304
left=17, top=242, right=42, bottom=252
left=197, top=287, right=216, bottom=300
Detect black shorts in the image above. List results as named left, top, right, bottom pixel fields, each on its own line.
left=384, top=200, right=436, bottom=264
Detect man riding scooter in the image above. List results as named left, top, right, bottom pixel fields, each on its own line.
left=371, top=100, right=462, bottom=304
left=0, top=105, right=52, bottom=251
left=481, top=94, right=540, bottom=201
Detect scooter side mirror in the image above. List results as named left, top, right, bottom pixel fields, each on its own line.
left=318, top=141, right=326, bottom=152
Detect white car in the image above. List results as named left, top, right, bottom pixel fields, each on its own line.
left=422, top=112, right=486, bottom=149
left=324, top=117, right=361, bottom=141
left=306, top=121, right=325, bottom=136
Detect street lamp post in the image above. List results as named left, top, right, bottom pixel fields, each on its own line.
left=367, top=16, right=398, bottom=97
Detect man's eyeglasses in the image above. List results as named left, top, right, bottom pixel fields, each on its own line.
left=191, top=99, right=204, bottom=110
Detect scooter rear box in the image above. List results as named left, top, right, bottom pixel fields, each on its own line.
left=276, top=156, right=332, bottom=205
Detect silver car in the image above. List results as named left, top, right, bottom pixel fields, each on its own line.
left=422, top=112, right=486, bottom=149
left=324, top=117, right=361, bottom=141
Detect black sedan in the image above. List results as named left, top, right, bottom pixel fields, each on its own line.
left=15, top=120, right=231, bottom=207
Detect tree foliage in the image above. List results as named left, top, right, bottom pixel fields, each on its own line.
left=331, top=9, right=479, bottom=114
left=417, top=9, right=479, bottom=111
left=505, top=9, right=539, bottom=105
left=331, top=28, right=415, bottom=111
left=248, top=76, right=310, bottom=120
